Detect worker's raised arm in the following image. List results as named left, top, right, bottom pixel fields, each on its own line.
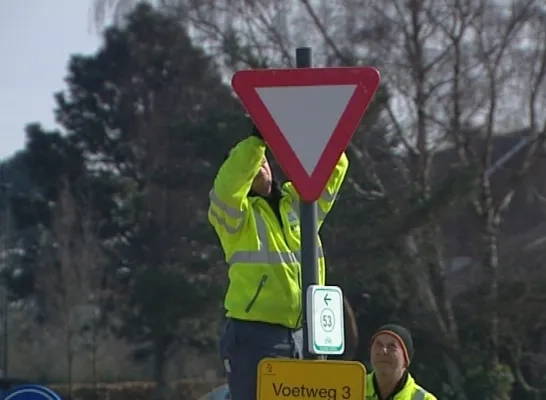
left=317, top=152, right=348, bottom=226
left=208, top=135, right=266, bottom=237
left=283, top=152, right=349, bottom=229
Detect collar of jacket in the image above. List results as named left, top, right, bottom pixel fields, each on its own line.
left=369, top=371, right=410, bottom=400
left=248, top=179, right=283, bottom=226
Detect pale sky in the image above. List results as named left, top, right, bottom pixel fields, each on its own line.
left=0, top=0, right=101, bottom=161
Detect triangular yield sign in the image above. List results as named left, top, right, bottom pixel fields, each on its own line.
left=232, top=67, right=381, bottom=202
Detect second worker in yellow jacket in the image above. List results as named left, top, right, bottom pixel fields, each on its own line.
left=208, top=123, right=348, bottom=400
left=366, top=324, right=437, bottom=400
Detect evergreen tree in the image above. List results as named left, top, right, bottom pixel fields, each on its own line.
left=10, top=3, right=249, bottom=391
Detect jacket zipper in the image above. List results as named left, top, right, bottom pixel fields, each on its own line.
left=245, top=274, right=268, bottom=313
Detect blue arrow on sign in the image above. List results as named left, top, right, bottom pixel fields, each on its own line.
left=324, top=293, right=331, bottom=306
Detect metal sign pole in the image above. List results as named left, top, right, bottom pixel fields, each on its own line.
left=296, top=47, right=320, bottom=360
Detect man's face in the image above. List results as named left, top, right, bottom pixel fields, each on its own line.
left=251, top=156, right=272, bottom=196
left=370, top=333, right=406, bottom=378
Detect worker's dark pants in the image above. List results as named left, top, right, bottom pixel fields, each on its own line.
left=219, top=318, right=302, bottom=400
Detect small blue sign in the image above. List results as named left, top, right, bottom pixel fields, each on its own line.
left=1, top=385, right=62, bottom=400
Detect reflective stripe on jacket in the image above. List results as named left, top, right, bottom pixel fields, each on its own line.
left=208, top=136, right=348, bottom=328
left=365, top=373, right=437, bottom=400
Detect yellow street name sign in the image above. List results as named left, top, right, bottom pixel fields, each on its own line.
left=257, top=358, right=366, bottom=399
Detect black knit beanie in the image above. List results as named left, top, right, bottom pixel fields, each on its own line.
left=371, top=324, right=414, bottom=366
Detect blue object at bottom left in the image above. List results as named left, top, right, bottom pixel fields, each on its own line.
left=198, top=383, right=231, bottom=400
left=1, top=385, right=62, bottom=400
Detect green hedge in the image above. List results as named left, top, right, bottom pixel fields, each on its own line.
left=49, top=379, right=227, bottom=400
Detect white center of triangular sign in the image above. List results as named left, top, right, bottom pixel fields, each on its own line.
left=256, top=85, right=356, bottom=176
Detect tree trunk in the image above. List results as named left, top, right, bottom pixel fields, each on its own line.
left=91, top=343, right=98, bottom=400
left=66, top=325, right=73, bottom=400
left=483, top=210, right=500, bottom=364
left=91, top=309, right=99, bottom=396
left=153, top=340, right=169, bottom=400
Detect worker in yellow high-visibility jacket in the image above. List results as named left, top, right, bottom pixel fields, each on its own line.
left=366, top=324, right=437, bottom=400
left=208, top=123, right=348, bottom=400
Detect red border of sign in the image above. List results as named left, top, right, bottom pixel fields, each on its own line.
left=232, top=67, right=381, bottom=202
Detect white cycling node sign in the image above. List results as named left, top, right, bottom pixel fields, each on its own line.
left=306, top=285, right=345, bottom=355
